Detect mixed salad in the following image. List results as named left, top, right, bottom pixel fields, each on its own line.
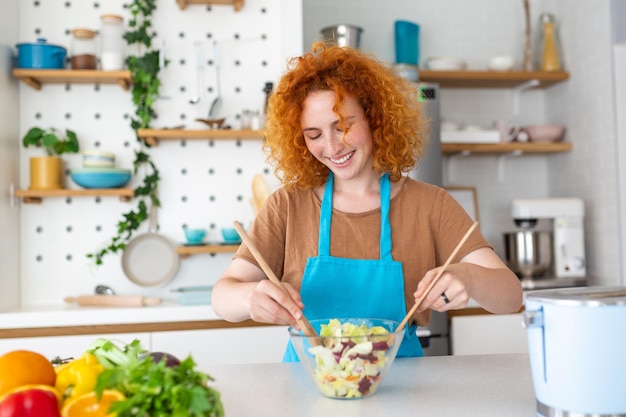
left=307, top=319, right=395, bottom=398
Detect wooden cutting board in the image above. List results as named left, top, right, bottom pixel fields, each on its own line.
left=64, top=295, right=162, bottom=307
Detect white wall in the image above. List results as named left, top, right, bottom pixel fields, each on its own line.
left=303, top=0, right=621, bottom=285
left=0, top=0, right=20, bottom=311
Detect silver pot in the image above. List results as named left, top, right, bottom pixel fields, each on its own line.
left=503, top=230, right=552, bottom=278
left=321, top=24, right=363, bottom=48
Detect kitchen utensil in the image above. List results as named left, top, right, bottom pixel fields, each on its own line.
left=504, top=230, right=552, bottom=278
left=520, top=124, right=566, bottom=142
left=70, top=168, right=131, bottom=189
left=121, top=204, right=180, bottom=287
left=189, top=41, right=203, bottom=104
left=95, top=285, right=115, bottom=295
left=288, top=318, right=403, bottom=399
left=394, top=20, right=420, bottom=65
left=320, top=24, right=363, bottom=48
left=64, top=294, right=162, bottom=307
left=195, top=118, right=226, bottom=129
left=16, top=38, right=66, bottom=69
left=522, top=0, right=533, bottom=71
left=208, top=41, right=222, bottom=119
left=250, top=174, right=271, bottom=214
left=232, top=220, right=318, bottom=339
left=170, top=285, right=213, bottom=305
left=396, top=221, right=479, bottom=332
left=523, top=286, right=626, bottom=416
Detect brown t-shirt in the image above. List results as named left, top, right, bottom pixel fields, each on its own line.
left=234, top=177, right=490, bottom=326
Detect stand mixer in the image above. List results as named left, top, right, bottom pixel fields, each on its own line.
left=504, top=198, right=586, bottom=283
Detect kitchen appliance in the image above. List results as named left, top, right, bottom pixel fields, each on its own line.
left=394, top=20, right=420, bottom=66
left=523, top=286, right=626, bottom=416
left=507, top=198, right=586, bottom=284
left=16, top=38, right=66, bottom=69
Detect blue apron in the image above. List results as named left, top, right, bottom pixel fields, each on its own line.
left=283, top=173, right=423, bottom=361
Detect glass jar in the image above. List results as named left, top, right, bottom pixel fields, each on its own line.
left=70, top=28, right=97, bottom=69
left=538, top=13, right=563, bottom=71
left=100, top=14, right=125, bottom=70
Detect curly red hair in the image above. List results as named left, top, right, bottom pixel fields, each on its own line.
left=263, top=42, right=428, bottom=190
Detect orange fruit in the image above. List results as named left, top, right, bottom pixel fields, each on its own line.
left=0, top=350, right=56, bottom=397
left=0, top=383, right=62, bottom=403
left=61, top=389, right=125, bottom=417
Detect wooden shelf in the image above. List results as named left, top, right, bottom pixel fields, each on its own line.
left=176, top=0, right=244, bottom=11
left=442, top=141, right=572, bottom=155
left=418, top=70, right=569, bottom=88
left=14, top=188, right=134, bottom=204
left=137, top=128, right=263, bottom=146
left=177, top=243, right=240, bottom=258
left=12, top=69, right=132, bottom=91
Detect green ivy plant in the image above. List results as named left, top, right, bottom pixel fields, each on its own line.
left=88, top=0, right=163, bottom=265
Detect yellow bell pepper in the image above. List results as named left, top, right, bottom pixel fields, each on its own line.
left=55, top=353, right=103, bottom=399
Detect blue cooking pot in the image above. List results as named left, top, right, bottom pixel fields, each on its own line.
left=16, top=38, right=67, bottom=69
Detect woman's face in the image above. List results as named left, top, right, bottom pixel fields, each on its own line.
left=300, top=90, right=374, bottom=182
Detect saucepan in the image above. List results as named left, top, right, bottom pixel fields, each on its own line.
left=121, top=204, right=180, bottom=287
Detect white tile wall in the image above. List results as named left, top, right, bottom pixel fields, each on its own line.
left=304, top=0, right=621, bottom=284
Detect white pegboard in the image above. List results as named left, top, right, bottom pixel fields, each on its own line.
left=18, top=0, right=302, bottom=305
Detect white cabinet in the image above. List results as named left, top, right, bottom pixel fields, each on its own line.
left=451, top=313, right=527, bottom=355
left=0, top=333, right=151, bottom=359
left=150, top=326, right=290, bottom=367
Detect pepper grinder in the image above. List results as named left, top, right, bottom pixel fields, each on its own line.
left=539, top=13, right=562, bottom=71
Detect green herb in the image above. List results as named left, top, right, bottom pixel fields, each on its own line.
left=92, top=339, right=224, bottom=417
left=22, top=127, right=80, bottom=156
left=87, top=0, right=163, bottom=265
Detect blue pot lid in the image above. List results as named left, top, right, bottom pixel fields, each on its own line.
left=16, top=38, right=67, bottom=51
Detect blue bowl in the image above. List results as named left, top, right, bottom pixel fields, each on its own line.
left=221, top=227, right=241, bottom=243
left=70, top=168, right=131, bottom=189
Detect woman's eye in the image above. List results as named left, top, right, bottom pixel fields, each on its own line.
left=305, top=132, right=321, bottom=140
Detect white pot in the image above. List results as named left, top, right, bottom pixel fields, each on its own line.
left=524, top=286, right=626, bottom=416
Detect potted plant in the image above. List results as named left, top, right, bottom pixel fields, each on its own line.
left=22, top=127, right=79, bottom=190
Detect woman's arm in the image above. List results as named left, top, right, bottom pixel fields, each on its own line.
left=211, top=257, right=305, bottom=327
left=414, top=247, right=523, bottom=314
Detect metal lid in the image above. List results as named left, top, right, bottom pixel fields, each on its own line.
left=525, top=286, right=626, bottom=307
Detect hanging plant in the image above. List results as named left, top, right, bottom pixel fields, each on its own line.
left=88, top=0, right=163, bottom=265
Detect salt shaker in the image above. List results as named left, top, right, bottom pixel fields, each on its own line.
left=100, top=14, right=125, bottom=70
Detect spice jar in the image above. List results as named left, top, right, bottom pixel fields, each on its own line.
left=538, top=13, right=562, bottom=71
left=100, top=14, right=125, bottom=70
left=71, top=28, right=97, bottom=69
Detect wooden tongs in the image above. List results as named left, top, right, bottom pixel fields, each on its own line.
left=232, top=221, right=319, bottom=339
left=396, top=221, right=479, bottom=332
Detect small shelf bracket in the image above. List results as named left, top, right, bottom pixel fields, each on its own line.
left=445, top=150, right=471, bottom=183
left=497, top=150, right=523, bottom=181
left=512, top=79, right=540, bottom=115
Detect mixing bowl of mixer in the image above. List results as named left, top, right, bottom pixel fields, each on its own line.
left=504, top=230, right=553, bottom=278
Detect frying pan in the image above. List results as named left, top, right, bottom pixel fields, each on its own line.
left=121, top=203, right=180, bottom=287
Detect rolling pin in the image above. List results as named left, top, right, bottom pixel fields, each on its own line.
left=64, top=295, right=162, bottom=307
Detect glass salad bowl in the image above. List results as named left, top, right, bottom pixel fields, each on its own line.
left=288, top=318, right=403, bottom=399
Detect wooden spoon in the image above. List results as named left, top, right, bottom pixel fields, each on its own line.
left=396, top=221, right=479, bottom=332
left=232, top=221, right=319, bottom=339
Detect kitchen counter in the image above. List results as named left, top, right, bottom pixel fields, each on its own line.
left=206, top=353, right=537, bottom=416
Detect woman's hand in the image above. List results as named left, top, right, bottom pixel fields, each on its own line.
left=212, top=258, right=306, bottom=328
left=245, top=279, right=305, bottom=328
left=412, top=247, right=523, bottom=314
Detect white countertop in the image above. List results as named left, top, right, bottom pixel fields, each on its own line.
left=205, top=353, right=537, bottom=417
left=0, top=302, right=220, bottom=329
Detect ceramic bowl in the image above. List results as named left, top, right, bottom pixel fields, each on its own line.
left=82, top=150, right=115, bottom=168
left=221, top=227, right=241, bottom=243
left=288, top=318, right=403, bottom=399
left=184, top=228, right=206, bottom=244
left=70, top=168, right=131, bottom=189
left=521, top=124, right=566, bottom=142
left=487, top=55, right=515, bottom=71
left=425, top=56, right=467, bottom=71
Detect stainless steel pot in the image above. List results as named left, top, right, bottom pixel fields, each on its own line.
left=503, top=230, right=552, bottom=277
left=320, top=24, right=363, bottom=48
